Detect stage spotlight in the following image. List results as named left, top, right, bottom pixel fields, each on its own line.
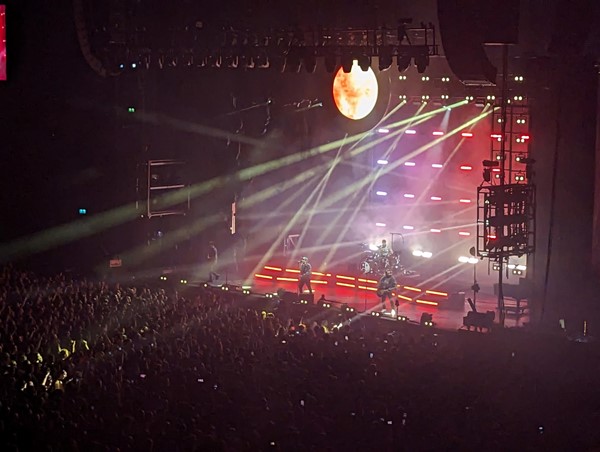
left=357, top=54, right=371, bottom=71
left=414, top=49, right=429, bottom=73
left=483, top=160, right=500, bottom=167
left=180, top=279, right=188, bottom=284
left=377, top=159, right=389, bottom=165
left=341, top=54, right=353, bottom=73
left=160, top=276, right=167, bottom=281
left=441, top=76, right=450, bottom=82
left=342, top=304, right=356, bottom=313
left=303, top=48, right=317, bottom=73
left=378, top=46, right=393, bottom=71
left=412, top=250, right=423, bottom=257
left=514, top=75, right=524, bottom=82
left=398, top=315, right=409, bottom=322
left=254, top=50, right=269, bottom=69
left=399, top=75, right=407, bottom=81
left=324, top=52, right=337, bottom=73
left=397, top=53, right=411, bottom=72
left=483, top=168, right=492, bottom=182
left=376, top=191, right=388, bottom=196
left=399, top=94, right=407, bottom=100
left=371, top=311, right=381, bottom=317
left=422, top=251, right=433, bottom=259
left=285, top=48, right=302, bottom=73
left=420, top=313, right=434, bottom=327
left=299, top=293, right=314, bottom=305
left=421, top=75, right=430, bottom=81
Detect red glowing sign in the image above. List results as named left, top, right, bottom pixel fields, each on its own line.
left=0, top=5, right=5, bottom=81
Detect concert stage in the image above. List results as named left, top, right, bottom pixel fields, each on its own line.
left=247, top=264, right=529, bottom=331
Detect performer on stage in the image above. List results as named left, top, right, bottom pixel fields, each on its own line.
left=377, top=239, right=392, bottom=270
left=378, top=239, right=391, bottom=257
left=377, top=269, right=397, bottom=311
left=207, top=241, right=220, bottom=282
left=298, top=256, right=313, bottom=295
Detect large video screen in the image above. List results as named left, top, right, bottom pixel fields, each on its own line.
left=0, top=5, right=5, bottom=81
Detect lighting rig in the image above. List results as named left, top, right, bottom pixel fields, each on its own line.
left=476, top=58, right=535, bottom=323
left=87, top=15, right=438, bottom=75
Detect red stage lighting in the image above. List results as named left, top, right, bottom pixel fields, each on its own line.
left=0, top=5, right=5, bottom=81
left=460, top=165, right=472, bottom=171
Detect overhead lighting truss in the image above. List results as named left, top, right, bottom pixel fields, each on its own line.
left=102, top=23, right=438, bottom=74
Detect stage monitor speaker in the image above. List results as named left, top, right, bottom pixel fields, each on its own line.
left=280, top=291, right=299, bottom=304
left=299, top=293, right=314, bottom=305
left=463, top=310, right=495, bottom=331
left=437, top=0, right=520, bottom=85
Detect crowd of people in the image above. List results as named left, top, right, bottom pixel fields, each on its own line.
left=1, top=265, right=600, bottom=451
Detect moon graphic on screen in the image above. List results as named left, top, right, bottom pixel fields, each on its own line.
left=332, top=61, right=379, bottom=120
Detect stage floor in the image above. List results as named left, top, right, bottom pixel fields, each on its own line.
left=250, top=278, right=529, bottom=331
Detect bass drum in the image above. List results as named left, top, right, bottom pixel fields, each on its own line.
left=360, top=260, right=372, bottom=275
left=387, top=253, right=401, bottom=270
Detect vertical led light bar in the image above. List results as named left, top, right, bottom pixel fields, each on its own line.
left=0, top=5, right=5, bottom=81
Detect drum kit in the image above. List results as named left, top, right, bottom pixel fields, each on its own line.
left=358, top=243, right=402, bottom=276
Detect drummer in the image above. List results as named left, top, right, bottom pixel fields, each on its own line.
left=378, top=239, right=391, bottom=257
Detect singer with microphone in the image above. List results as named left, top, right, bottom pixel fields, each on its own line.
left=298, top=256, right=313, bottom=295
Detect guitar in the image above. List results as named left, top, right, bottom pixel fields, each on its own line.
left=376, top=287, right=395, bottom=297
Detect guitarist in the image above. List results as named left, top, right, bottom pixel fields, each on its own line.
left=377, top=269, right=397, bottom=311
left=298, top=256, right=313, bottom=295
